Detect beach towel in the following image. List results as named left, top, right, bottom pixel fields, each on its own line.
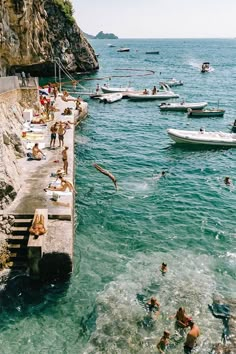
left=46, top=190, right=72, bottom=196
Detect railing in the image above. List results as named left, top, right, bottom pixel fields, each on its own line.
left=0, top=76, right=38, bottom=93
left=0, top=76, right=19, bottom=94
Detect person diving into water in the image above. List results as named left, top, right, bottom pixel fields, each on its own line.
left=93, top=163, right=118, bottom=190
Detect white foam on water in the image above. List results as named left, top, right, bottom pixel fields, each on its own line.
left=76, top=136, right=89, bottom=145
left=84, top=251, right=231, bottom=353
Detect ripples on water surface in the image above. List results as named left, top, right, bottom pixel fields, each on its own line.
left=1, top=39, right=236, bottom=353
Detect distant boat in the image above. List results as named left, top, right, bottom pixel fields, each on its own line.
left=167, top=128, right=236, bottom=147
left=117, top=48, right=130, bottom=52
left=160, top=78, right=183, bottom=87
left=159, top=101, right=208, bottom=111
left=145, top=51, right=159, bottom=55
left=108, top=44, right=116, bottom=47
left=201, top=62, right=214, bottom=73
left=187, top=108, right=225, bottom=117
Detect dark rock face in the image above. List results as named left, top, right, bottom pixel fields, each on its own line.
left=0, top=0, right=99, bottom=76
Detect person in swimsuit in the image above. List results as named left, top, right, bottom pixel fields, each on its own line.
left=29, top=214, right=47, bottom=237
left=146, top=297, right=160, bottom=318
left=58, top=122, right=65, bottom=147
left=184, top=320, right=200, bottom=353
left=50, top=123, right=58, bottom=148
left=160, top=262, right=168, bottom=274
left=169, top=307, right=190, bottom=328
left=44, top=176, right=74, bottom=192
left=224, top=176, right=232, bottom=186
left=157, top=330, right=170, bottom=353
left=62, top=146, right=69, bottom=175
left=32, top=143, right=44, bottom=160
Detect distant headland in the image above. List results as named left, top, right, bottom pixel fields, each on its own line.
left=84, top=31, right=118, bottom=39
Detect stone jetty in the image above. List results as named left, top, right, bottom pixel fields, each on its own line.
left=0, top=76, right=88, bottom=281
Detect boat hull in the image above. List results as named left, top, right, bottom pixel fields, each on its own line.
left=101, top=86, right=134, bottom=93
left=160, top=102, right=208, bottom=111
left=98, top=93, right=123, bottom=103
left=128, top=93, right=179, bottom=101
left=167, top=129, right=236, bottom=147
left=187, top=109, right=225, bottom=117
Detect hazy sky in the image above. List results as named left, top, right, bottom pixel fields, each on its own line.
left=72, top=0, right=236, bottom=38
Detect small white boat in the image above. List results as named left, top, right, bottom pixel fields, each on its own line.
left=117, top=47, right=130, bottom=52
left=201, top=62, right=214, bottom=73
left=160, top=101, right=208, bottom=111
left=98, top=93, right=123, bottom=103
left=167, top=129, right=236, bottom=147
left=160, top=78, right=183, bottom=87
left=101, top=85, right=134, bottom=93
left=187, top=108, right=225, bottom=117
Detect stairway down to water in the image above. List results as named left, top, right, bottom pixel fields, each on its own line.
left=6, top=215, right=33, bottom=271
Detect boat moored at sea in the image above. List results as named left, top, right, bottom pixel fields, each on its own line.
left=160, top=78, right=184, bottom=87
left=187, top=108, right=225, bottom=117
left=145, top=51, right=159, bottom=54
left=167, top=128, right=236, bottom=147
left=160, top=101, right=208, bottom=111
left=127, top=90, right=179, bottom=101
left=117, top=47, right=130, bottom=52
left=98, top=93, right=123, bottom=103
left=101, top=85, right=134, bottom=94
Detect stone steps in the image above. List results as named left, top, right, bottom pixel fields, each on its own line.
left=6, top=215, right=32, bottom=271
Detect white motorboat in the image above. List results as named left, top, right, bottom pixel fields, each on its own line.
left=98, top=93, right=123, bottom=103
left=160, top=78, right=183, bottom=87
left=117, top=47, right=130, bottom=52
left=201, top=62, right=214, bottom=73
left=167, top=128, right=236, bottom=147
left=187, top=108, right=225, bottom=117
left=160, top=101, right=208, bottom=111
left=101, top=85, right=134, bottom=94
left=127, top=90, right=179, bottom=101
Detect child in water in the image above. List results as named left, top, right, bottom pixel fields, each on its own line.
left=157, top=330, right=170, bottom=353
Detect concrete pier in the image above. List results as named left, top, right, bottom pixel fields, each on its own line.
left=5, top=93, right=87, bottom=279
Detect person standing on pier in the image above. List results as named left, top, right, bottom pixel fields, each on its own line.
left=62, top=146, right=69, bottom=175
left=58, top=122, right=66, bottom=148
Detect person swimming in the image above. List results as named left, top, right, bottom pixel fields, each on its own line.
left=169, top=307, right=191, bottom=328
left=157, top=330, right=170, bottom=353
left=224, top=176, right=232, bottom=186
left=160, top=262, right=168, bottom=274
left=145, top=296, right=160, bottom=318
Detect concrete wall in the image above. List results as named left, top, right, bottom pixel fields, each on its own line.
left=0, top=76, right=19, bottom=94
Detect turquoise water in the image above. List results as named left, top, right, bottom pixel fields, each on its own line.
left=1, top=39, right=236, bottom=353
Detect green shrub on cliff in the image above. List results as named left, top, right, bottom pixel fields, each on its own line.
left=53, top=0, right=75, bottom=24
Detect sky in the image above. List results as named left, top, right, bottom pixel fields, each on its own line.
left=71, top=0, right=236, bottom=38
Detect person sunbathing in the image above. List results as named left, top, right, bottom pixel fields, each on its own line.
left=29, top=214, right=47, bottom=237
left=44, top=176, right=74, bottom=192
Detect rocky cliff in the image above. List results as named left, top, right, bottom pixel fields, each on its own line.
left=0, top=0, right=99, bottom=76
left=0, top=100, right=25, bottom=210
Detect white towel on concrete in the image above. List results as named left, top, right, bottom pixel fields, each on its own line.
left=46, top=190, right=72, bottom=196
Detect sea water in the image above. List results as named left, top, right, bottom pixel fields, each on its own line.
left=1, top=39, right=236, bottom=353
